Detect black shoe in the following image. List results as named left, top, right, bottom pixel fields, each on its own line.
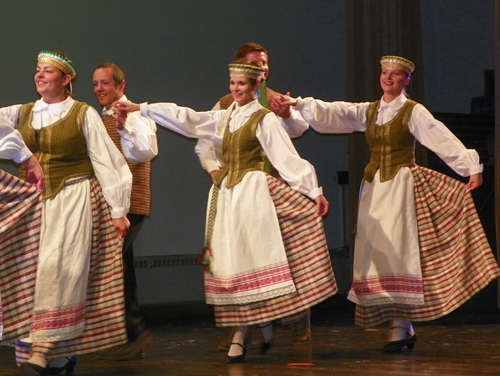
left=46, top=356, right=77, bottom=376
left=225, top=343, right=246, bottom=363
left=383, top=334, right=417, bottom=353
left=260, top=339, right=273, bottom=355
left=20, top=362, right=48, bottom=376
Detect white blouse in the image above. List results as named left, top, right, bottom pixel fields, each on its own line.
left=291, top=94, right=482, bottom=177
left=139, top=99, right=323, bottom=199
left=0, top=113, right=32, bottom=163
left=103, top=95, right=158, bottom=163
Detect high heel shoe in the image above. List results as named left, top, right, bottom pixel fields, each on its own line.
left=225, top=343, right=246, bottom=363
left=20, top=362, right=48, bottom=376
left=45, top=356, right=77, bottom=376
left=383, top=333, right=417, bottom=352
left=260, top=339, right=273, bottom=355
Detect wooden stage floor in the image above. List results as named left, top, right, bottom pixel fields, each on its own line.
left=1, top=294, right=500, bottom=376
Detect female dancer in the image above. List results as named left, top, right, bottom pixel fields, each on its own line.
left=272, top=55, right=500, bottom=352
left=115, top=59, right=337, bottom=362
left=1, top=50, right=132, bottom=375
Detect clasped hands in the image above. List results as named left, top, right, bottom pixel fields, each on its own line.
left=108, top=101, right=140, bottom=131
left=270, top=92, right=298, bottom=119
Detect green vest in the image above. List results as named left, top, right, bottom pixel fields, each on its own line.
left=212, top=108, right=271, bottom=188
left=364, top=99, right=418, bottom=182
left=18, top=101, right=95, bottom=199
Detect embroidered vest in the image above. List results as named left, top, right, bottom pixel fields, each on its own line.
left=219, top=88, right=282, bottom=179
left=18, top=101, right=95, bottom=199
left=212, top=108, right=271, bottom=188
left=102, top=115, right=152, bottom=216
left=364, top=100, right=418, bottom=182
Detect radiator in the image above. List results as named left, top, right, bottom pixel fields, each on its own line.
left=134, top=249, right=351, bottom=306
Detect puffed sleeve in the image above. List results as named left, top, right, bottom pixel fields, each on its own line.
left=195, top=138, right=221, bottom=173
left=409, top=104, right=483, bottom=177
left=294, top=97, right=369, bottom=133
left=139, top=102, right=223, bottom=139
left=83, top=107, right=132, bottom=218
left=279, top=108, right=309, bottom=138
left=256, top=113, right=323, bottom=199
left=0, top=112, right=32, bottom=163
left=118, top=111, right=158, bottom=163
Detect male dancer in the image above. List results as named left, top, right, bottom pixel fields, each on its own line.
left=93, top=63, right=158, bottom=360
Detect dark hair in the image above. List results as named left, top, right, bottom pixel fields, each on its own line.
left=96, top=62, right=126, bottom=86
left=234, top=43, right=268, bottom=60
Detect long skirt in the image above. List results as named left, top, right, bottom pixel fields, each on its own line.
left=354, top=166, right=500, bottom=327
left=0, top=170, right=42, bottom=344
left=211, top=175, right=337, bottom=327
left=15, top=178, right=127, bottom=363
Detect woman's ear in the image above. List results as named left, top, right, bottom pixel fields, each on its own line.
left=63, top=75, right=72, bottom=86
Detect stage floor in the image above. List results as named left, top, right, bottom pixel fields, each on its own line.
left=1, top=295, right=499, bottom=376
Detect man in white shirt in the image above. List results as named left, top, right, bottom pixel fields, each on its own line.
left=92, top=63, right=158, bottom=360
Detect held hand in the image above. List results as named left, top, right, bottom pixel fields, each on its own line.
left=314, top=195, right=329, bottom=217
left=21, top=155, right=44, bottom=192
left=270, top=92, right=293, bottom=119
left=276, top=93, right=298, bottom=107
left=466, top=173, right=483, bottom=191
left=113, top=216, right=130, bottom=240
left=111, top=107, right=128, bottom=131
left=113, top=101, right=140, bottom=114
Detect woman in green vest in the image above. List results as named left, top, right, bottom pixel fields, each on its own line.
left=0, top=50, right=132, bottom=376
left=273, top=55, right=500, bottom=352
left=114, top=58, right=337, bottom=363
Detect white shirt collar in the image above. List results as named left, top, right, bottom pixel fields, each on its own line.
left=33, top=96, right=75, bottom=114
left=232, top=99, right=261, bottom=117
left=379, top=93, right=407, bottom=111
left=103, top=94, right=127, bottom=113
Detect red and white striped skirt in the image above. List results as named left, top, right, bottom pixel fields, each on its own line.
left=355, top=166, right=500, bottom=327
left=213, top=175, right=337, bottom=327
left=0, top=170, right=42, bottom=344
left=15, top=178, right=127, bottom=363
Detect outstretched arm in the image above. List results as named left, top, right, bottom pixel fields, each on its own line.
left=269, top=93, right=308, bottom=138
left=114, top=101, right=140, bottom=114
left=111, top=103, right=158, bottom=163
left=270, top=93, right=298, bottom=117
left=270, top=92, right=298, bottom=118
left=114, top=101, right=220, bottom=139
